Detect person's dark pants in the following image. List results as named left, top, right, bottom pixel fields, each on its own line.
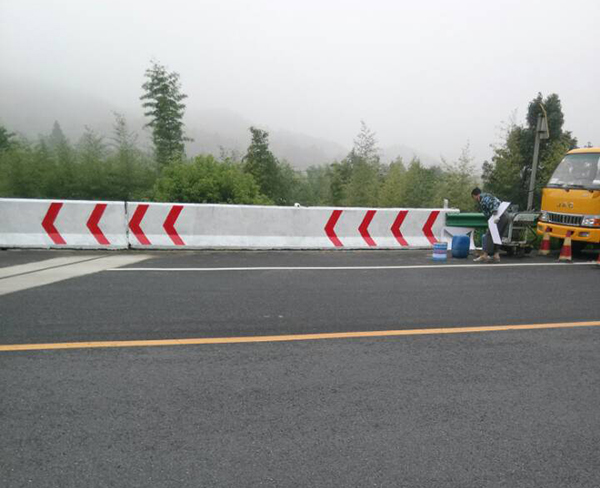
left=484, top=213, right=509, bottom=255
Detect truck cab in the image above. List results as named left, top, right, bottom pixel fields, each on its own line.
left=538, top=148, right=600, bottom=249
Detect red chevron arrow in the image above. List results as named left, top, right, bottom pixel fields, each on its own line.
left=391, top=210, right=409, bottom=246
left=422, top=210, right=440, bottom=245
left=324, top=210, right=343, bottom=247
left=41, top=202, right=66, bottom=245
left=129, top=204, right=150, bottom=245
left=359, top=210, right=377, bottom=247
left=86, top=203, right=110, bottom=245
left=163, top=205, right=185, bottom=246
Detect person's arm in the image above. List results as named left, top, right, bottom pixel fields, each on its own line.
left=490, top=197, right=501, bottom=222
left=490, top=197, right=501, bottom=214
left=480, top=195, right=492, bottom=218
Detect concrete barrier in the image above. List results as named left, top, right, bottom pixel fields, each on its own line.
left=0, top=198, right=128, bottom=249
left=126, top=202, right=456, bottom=249
left=0, top=198, right=456, bottom=250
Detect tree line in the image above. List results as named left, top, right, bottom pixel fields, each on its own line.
left=0, top=61, right=580, bottom=211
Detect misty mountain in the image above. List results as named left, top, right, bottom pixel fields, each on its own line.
left=0, top=77, right=123, bottom=143
left=0, top=77, right=439, bottom=169
left=184, top=109, right=348, bottom=168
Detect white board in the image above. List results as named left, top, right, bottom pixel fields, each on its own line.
left=488, top=201, right=510, bottom=245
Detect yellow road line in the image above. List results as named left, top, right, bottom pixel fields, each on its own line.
left=1, top=321, right=600, bottom=352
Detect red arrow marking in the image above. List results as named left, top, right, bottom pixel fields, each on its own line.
left=163, top=205, right=185, bottom=246
left=41, top=202, right=66, bottom=245
left=129, top=204, right=150, bottom=245
left=359, top=210, right=377, bottom=247
left=422, top=210, right=440, bottom=245
left=324, top=210, right=343, bottom=247
left=391, top=210, right=409, bottom=246
left=86, top=203, right=110, bottom=245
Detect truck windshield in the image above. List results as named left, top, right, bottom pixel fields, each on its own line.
left=547, top=153, right=600, bottom=190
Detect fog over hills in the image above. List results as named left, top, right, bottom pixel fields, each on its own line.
left=0, top=77, right=440, bottom=169
left=184, top=108, right=351, bottom=168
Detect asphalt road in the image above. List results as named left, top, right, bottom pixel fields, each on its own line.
left=1, top=249, right=599, bottom=487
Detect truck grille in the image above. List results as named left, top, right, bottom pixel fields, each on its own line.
left=547, top=212, right=583, bottom=226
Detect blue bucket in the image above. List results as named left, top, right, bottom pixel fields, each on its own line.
left=451, top=235, right=470, bottom=259
left=432, top=242, right=448, bottom=261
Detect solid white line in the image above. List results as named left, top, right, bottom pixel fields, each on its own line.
left=109, top=262, right=598, bottom=272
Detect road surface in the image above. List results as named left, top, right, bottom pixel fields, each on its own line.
left=1, top=249, right=599, bottom=487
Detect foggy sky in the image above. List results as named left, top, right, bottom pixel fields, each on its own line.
left=1, top=0, right=599, bottom=166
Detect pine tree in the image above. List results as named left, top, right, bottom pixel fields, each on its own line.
left=434, top=144, right=479, bottom=211
left=344, top=150, right=380, bottom=207
left=379, top=157, right=406, bottom=207
left=0, top=125, right=16, bottom=153
left=304, top=165, right=332, bottom=206
left=108, top=113, right=157, bottom=201
left=47, top=121, right=69, bottom=154
left=77, top=127, right=107, bottom=199
left=341, top=121, right=382, bottom=207
left=46, top=121, right=77, bottom=198
left=328, top=159, right=352, bottom=205
left=110, top=113, right=138, bottom=199
left=242, top=127, right=281, bottom=203
left=353, top=120, right=380, bottom=164
left=140, top=61, right=190, bottom=167
left=400, top=159, right=439, bottom=208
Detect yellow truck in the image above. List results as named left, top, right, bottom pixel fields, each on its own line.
left=538, top=147, right=600, bottom=252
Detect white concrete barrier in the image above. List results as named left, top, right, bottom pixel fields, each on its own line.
left=126, top=202, right=456, bottom=249
left=0, top=198, right=457, bottom=250
left=0, top=198, right=128, bottom=249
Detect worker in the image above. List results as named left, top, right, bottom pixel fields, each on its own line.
left=471, top=187, right=509, bottom=263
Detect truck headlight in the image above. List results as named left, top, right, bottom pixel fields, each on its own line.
left=539, top=211, right=549, bottom=222
left=581, top=215, right=600, bottom=227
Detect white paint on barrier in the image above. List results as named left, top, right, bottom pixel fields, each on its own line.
left=126, top=202, right=455, bottom=250
left=0, top=198, right=128, bottom=249
left=0, top=198, right=456, bottom=250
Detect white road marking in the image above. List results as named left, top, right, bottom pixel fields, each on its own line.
left=0, top=256, right=104, bottom=279
left=109, top=262, right=598, bottom=272
left=0, top=254, right=153, bottom=296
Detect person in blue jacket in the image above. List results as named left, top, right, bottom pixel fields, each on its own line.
left=471, top=187, right=509, bottom=263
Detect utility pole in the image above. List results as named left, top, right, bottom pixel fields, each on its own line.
left=527, top=104, right=550, bottom=211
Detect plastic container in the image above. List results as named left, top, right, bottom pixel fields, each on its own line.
left=451, top=235, right=470, bottom=259
left=432, top=242, right=448, bottom=261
